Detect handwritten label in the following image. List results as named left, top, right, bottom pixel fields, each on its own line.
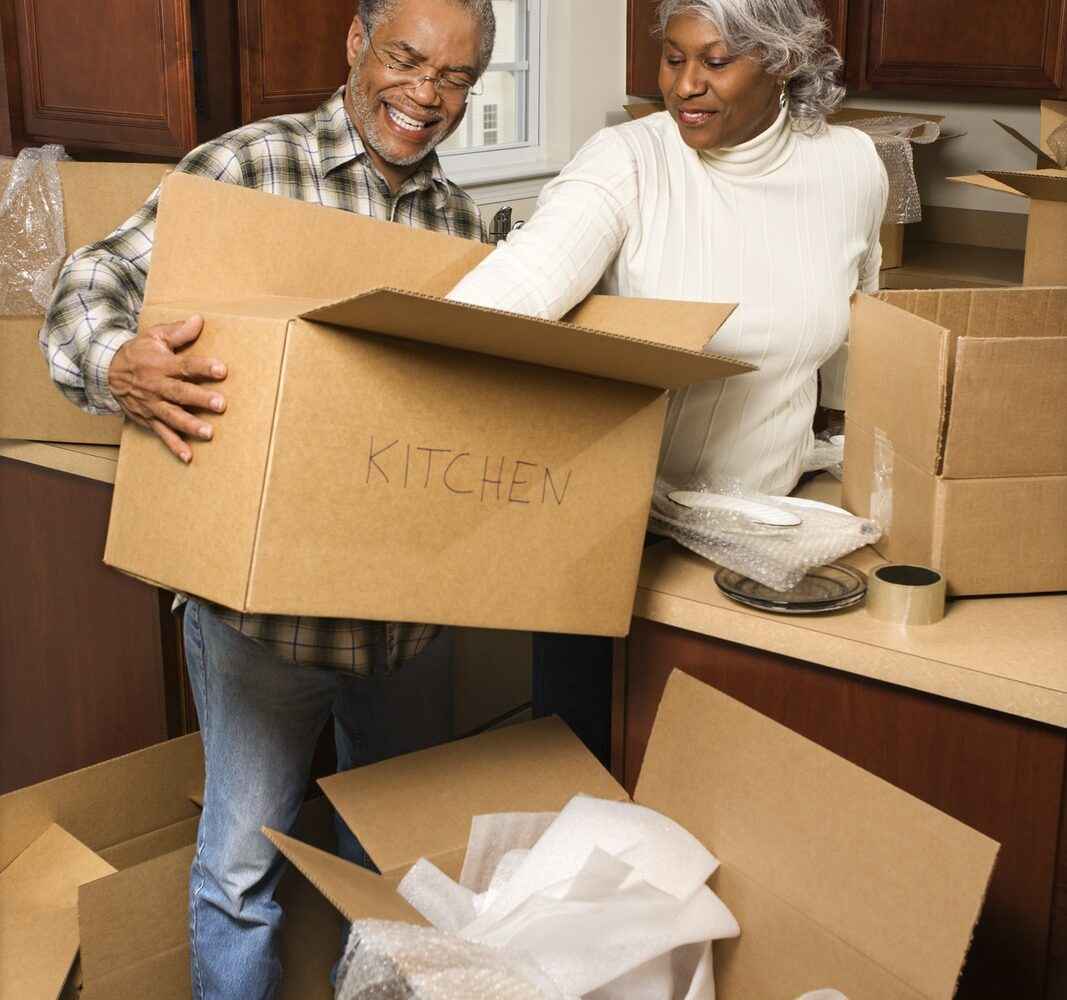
left=367, top=436, right=572, bottom=507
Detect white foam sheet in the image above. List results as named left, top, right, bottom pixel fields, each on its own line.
left=398, top=795, right=740, bottom=999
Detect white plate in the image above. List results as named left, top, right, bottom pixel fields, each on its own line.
left=666, top=491, right=802, bottom=527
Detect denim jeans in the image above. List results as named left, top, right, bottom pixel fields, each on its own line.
left=181, top=597, right=447, bottom=1000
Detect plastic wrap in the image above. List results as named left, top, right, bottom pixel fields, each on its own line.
left=649, top=477, right=880, bottom=592
left=335, top=919, right=560, bottom=1000
left=0, top=145, right=69, bottom=314
left=844, top=116, right=941, bottom=225
left=1049, top=121, right=1067, bottom=167
left=868, top=429, right=894, bottom=535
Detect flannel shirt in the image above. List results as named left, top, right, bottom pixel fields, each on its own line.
left=40, top=89, right=485, bottom=675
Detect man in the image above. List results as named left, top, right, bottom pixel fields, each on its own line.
left=40, top=2, right=495, bottom=997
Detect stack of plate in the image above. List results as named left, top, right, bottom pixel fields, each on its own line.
left=715, top=563, right=867, bottom=614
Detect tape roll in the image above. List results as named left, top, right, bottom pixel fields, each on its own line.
left=866, top=564, right=946, bottom=626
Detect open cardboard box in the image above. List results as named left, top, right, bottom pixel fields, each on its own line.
left=0, top=160, right=168, bottom=444
left=103, top=173, right=751, bottom=636
left=621, top=103, right=948, bottom=269
left=269, top=670, right=999, bottom=999
left=950, top=100, right=1067, bottom=285
left=0, top=733, right=341, bottom=1000
left=843, top=286, right=1067, bottom=595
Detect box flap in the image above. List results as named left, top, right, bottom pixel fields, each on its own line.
left=942, top=336, right=1067, bottom=478
left=846, top=293, right=949, bottom=474
left=948, top=173, right=1028, bottom=197
left=301, top=290, right=749, bottom=389
left=0, top=733, right=203, bottom=872
left=976, top=169, right=1067, bottom=202
left=634, top=673, right=999, bottom=1000
left=0, top=824, right=115, bottom=1000
left=563, top=295, right=737, bottom=353
left=264, top=829, right=427, bottom=925
left=318, top=717, right=627, bottom=877
left=1040, top=100, right=1067, bottom=159
left=144, top=172, right=492, bottom=308
left=992, top=120, right=1059, bottom=169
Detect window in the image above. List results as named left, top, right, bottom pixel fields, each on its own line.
left=438, top=0, right=543, bottom=175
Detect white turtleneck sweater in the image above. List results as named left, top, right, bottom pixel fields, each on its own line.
left=448, top=106, right=888, bottom=496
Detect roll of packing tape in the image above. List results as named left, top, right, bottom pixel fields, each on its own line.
left=866, top=564, right=946, bottom=626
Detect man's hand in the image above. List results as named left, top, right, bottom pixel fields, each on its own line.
left=108, top=315, right=227, bottom=464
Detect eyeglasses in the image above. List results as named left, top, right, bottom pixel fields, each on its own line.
left=366, top=35, right=484, bottom=103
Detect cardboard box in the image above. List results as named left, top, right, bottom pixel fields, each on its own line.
left=0, top=733, right=340, bottom=1000
left=103, top=173, right=750, bottom=636
left=0, top=160, right=168, bottom=444
left=950, top=100, right=1067, bottom=286
left=843, top=287, right=1067, bottom=595
left=269, top=670, right=999, bottom=999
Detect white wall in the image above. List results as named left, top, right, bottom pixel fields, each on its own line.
left=841, top=97, right=1041, bottom=215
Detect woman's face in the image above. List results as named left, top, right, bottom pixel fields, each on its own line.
left=659, top=13, right=784, bottom=152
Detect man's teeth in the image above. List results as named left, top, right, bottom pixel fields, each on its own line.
left=387, top=106, right=432, bottom=132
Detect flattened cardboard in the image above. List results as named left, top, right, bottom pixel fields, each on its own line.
left=274, top=671, right=998, bottom=1000
left=0, top=824, right=115, bottom=1000
left=637, top=673, right=998, bottom=1000
left=106, top=174, right=748, bottom=634
left=0, top=161, right=168, bottom=445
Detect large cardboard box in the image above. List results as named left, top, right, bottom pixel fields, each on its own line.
left=843, top=287, right=1067, bottom=595
left=0, top=734, right=340, bottom=1000
left=103, top=173, right=750, bottom=636
left=270, top=670, right=1000, bottom=999
left=950, top=100, right=1067, bottom=286
left=0, top=160, right=168, bottom=444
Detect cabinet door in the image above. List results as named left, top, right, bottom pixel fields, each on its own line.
left=7, top=0, right=196, bottom=156
left=865, top=0, right=1066, bottom=92
left=626, top=0, right=849, bottom=100
left=237, top=0, right=353, bottom=122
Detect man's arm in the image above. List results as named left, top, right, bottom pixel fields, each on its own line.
left=39, top=140, right=246, bottom=461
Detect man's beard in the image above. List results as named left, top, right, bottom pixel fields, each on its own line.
left=347, top=61, right=448, bottom=168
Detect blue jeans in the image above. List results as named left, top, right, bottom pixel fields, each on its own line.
left=182, top=598, right=449, bottom=999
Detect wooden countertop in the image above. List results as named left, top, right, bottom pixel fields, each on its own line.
left=634, top=476, right=1067, bottom=729
left=0, top=439, right=118, bottom=484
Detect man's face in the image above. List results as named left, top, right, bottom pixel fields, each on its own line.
left=346, top=0, right=482, bottom=170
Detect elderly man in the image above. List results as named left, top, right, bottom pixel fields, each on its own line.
left=40, top=1, right=495, bottom=997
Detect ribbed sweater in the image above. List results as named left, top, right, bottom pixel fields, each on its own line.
left=448, top=106, right=888, bottom=495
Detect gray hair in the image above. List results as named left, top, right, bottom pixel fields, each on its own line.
left=656, top=0, right=844, bottom=133
left=358, top=0, right=496, bottom=76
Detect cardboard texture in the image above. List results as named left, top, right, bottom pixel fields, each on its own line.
left=2, top=735, right=341, bottom=1000
left=0, top=160, right=169, bottom=444
left=104, top=173, right=750, bottom=635
left=951, top=101, right=1067, bottom=285
left=843, top=286, right=1067, bottom=595
left=271, top=671, right=999, bottom=1000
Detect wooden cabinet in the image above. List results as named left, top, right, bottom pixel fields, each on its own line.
left=0, top=0, right=352, bottom=158
left=0, top=457, right=184, bottom=794
left=857, top=0, right=1067, bottom=93
left=626, top=0, right=1067, bottom=100
left=237, top=0, right=352, bottom=123
left=615, top=618, right=1067, bottom=1000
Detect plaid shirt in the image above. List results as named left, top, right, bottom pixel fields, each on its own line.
left=41, top=89, right=485, bottom=675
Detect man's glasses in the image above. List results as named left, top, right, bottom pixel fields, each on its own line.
left=366, top=36, right=484, bottom=103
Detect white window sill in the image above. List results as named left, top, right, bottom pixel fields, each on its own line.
left=441, top=157, right=566, bottom=202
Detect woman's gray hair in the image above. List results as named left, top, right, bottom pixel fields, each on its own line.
left=358, top=0, right=496, bottom=76
left=655, top=0, right=844, bottom=133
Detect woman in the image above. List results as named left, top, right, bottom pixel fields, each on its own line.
left=450, top=0, right=887, bottom=498
left=447, top=0, right=887, bottom=763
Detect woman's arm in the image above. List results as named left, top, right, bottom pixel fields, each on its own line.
left=447, top=129, right=639, bottom=320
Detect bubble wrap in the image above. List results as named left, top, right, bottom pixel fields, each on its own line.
left=1049, top=121, right=1067, bottom=168
left=844, top=116, right=941, bottom=225
left=648, top=477, right=880, bottom=592
left=335, top=919, right=562, bottom=1000
left=0, top=145, right=69, bottom=314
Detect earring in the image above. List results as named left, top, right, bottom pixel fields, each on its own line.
left=779, top=85, right=788, bottom=108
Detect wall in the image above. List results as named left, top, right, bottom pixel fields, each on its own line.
left=840, top=97, right=1042, bottom=215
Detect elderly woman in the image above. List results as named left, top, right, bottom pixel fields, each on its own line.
left=450, top=0, right=887, bottom=498
left=447, top=0, right=888, bottom=762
